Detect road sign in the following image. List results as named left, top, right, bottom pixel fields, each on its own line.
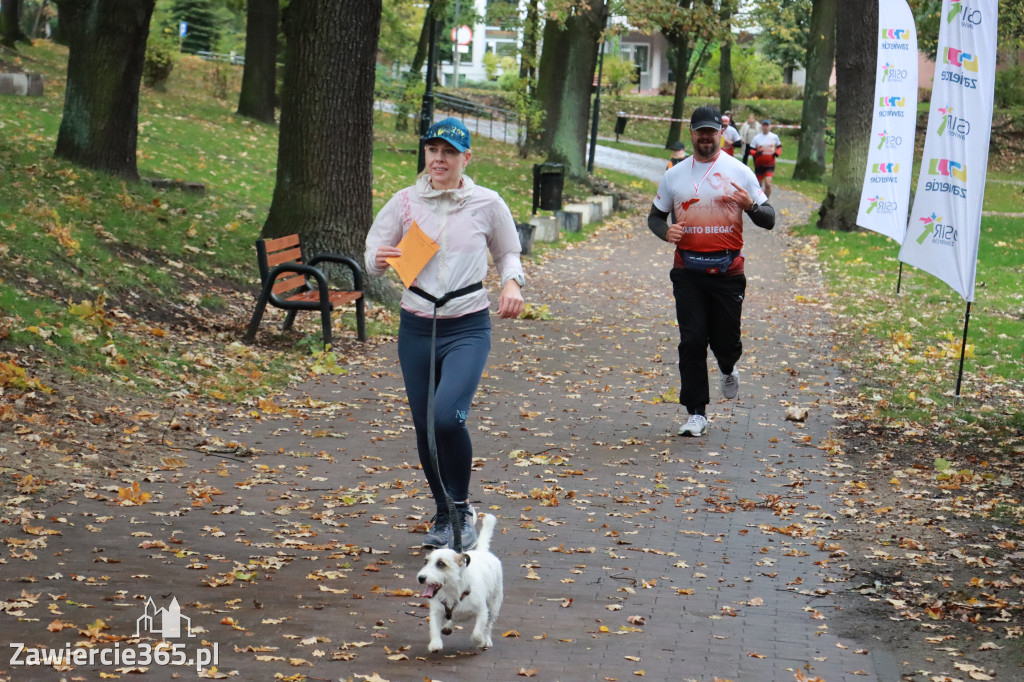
left=179, top=21, right=188, bottom=37
left=450, top=25, right=472, bottom=45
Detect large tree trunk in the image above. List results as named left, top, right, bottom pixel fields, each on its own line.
left=719, top=7, right=733, bottom=113
left=263, top=0, right=381, bottom=268
left=519, top=0, right=540, bottom=81
left=793, top=0, right=836, bottom=181
left=534, top=1, right=606, bottom=179
left=237, top=0, right=278, bottom=123
left=664, top=33, right=692, bottom=148
left=2, top=0, right=31, bottom=47
left=817, top=0, right=874, bottom=231
left=53, top=0, right=154, bottom=180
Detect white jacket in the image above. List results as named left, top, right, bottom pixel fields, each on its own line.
left=364, top=174, right=524, bottom=318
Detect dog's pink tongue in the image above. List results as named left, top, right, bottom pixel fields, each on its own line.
left=420, top=584, right=438, bottom=598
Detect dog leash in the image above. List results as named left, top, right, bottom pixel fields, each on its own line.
left=409, top=281, right=483, bottom=552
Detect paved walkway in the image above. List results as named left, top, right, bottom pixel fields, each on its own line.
left=1, top=186, right=908, bottom=681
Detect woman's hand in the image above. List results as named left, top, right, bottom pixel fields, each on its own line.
left=375, top=246, right=402, bottom=270
left=497, top=280, right=524, bottom=319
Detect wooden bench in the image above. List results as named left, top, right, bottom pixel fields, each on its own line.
left=244, top=234, right=366, bottom=348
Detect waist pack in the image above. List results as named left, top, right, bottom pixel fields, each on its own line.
left=678, top=249, right=739, bottom=275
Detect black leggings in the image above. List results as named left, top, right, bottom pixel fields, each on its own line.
left=398, top=309, right=491, bottom=507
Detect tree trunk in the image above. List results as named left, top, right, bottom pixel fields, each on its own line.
left=534, top=1, right=605, bottom=179
left=237, top=0, right=278, bottom=123
left=519, top=0, right=539, bottom=81
left=664, top=32, right=692, bottom=148
left=719, top=8, right=733, bottom=113
left=53, top=0, right=154, bottom=180
left=263, top=0, right=381, bottom=269
left=817, top=0, right=875, bottom=231
left=2, top=0, right=31, bottom=48
left=793, top=0, right=836, bottom=181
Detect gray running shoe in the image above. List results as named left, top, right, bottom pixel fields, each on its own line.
left=451, top=504, right=478, bottom=550
left=422, top=511, right=451, bottom=548
left=720, top=368, right=739, bottom=399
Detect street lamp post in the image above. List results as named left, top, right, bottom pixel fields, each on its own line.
left=418, top=12, right=439, bottom=174
left=587, top=39, right=605, bottom=174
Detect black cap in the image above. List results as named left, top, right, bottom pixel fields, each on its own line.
left=690, top=105, right=722, bottom=131
left=669, top=141, right=686, bottom=151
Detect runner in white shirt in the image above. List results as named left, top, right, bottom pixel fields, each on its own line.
left=720, top=114, right=743, bottom=157
left=647, top=105, right=775, bottom=437
left=750, top=119, right=784, bottom=199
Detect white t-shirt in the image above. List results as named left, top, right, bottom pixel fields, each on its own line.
left=750, top=132, right=783, bottom=167
left=653, top=152, right=768, bottom=273
left=721, top=125, right=743, bottom=155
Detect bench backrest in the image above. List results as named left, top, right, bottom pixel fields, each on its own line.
left=256, top=234, right=308, bottom=296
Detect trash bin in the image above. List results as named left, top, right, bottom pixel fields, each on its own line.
left=532, top=163, right=564, bottom=215
left=614, top=113, right=628, bottom=141
left=516, top=222, right=535, bottom=255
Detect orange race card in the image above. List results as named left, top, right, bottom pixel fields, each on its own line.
left=385, top=221, right=439, bottom=288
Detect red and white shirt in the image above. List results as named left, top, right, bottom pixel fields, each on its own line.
left=653, top=151, right=767, bottom=274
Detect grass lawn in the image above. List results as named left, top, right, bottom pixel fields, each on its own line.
left=0, top=41, right=647, bottom=404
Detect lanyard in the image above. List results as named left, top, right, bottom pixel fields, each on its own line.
left=690, top=152, right=721, bottom=196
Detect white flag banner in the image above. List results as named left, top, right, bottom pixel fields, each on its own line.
left=899, top=0, right=998, bottom=302
left=856, top=0, right=918, bottom=242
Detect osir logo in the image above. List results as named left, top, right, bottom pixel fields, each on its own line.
left=916, top=213, right=958, bottom=246
left=876, top=130, right=904, bottom=150
left=936, top=106, right=972, bottom=140
left=947, top=0, right=983, bottom=27
left=865, top=195, right=898, bottom=215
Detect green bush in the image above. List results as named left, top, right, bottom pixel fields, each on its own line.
left=601, top=55, right=638, bottom=98
left=143, top=38, right=177, bottom=89
left=994, top=65, right=1024, bottom=107
left=496, top=56, right=520, bottom=90
left=483, top=51, right=499, bottom=81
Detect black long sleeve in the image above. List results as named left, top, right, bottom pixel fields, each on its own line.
left=746, top=201, right=775, bottom=230
left=647, top=204, right=671, bottom=241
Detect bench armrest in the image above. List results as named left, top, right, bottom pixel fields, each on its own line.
left=265, top=262, right=330, bottom=299
left=307, top=253, right=364, bottom=291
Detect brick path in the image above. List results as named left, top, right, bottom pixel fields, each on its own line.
left=0, top=188, right=905, bottom=682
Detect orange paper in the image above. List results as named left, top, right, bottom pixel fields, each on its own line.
left=385, top=221, right=439, bottom=288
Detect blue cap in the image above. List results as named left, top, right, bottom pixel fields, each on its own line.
left=424, top=117, right=471, bottom=152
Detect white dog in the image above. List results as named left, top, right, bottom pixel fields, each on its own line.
left=417, top=513, right=503, bottom=653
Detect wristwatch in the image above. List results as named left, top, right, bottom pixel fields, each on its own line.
left=505, top=273, right=526, bottom=288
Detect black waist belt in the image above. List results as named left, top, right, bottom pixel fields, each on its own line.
left=677, top=249, right=740, bottom=257
left=409, top=282, right=483, bottom=309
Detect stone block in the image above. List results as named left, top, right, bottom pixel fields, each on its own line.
left=557, top=210, right=582, bottom=233
left=563, top=202, right=595, bottom=225
left=529, top=215, right=560, bottom=243
left=589, top=195, right=614, bottom=216
left=0, top=73, right=44, bottom=96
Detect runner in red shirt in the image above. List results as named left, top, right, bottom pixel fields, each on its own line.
left=647, top=105, right=775, bottom=437
left=750, top=119, right=783, bottom=199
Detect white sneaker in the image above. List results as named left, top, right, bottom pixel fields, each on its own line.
left=677, top=414, right=709, bottom=437
left=720, top=368, right=739, bottom=399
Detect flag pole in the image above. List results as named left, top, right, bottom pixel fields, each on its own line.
left=896, top=262, right=903, bottom=295
left=953, top=301, right=972, bottom=408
